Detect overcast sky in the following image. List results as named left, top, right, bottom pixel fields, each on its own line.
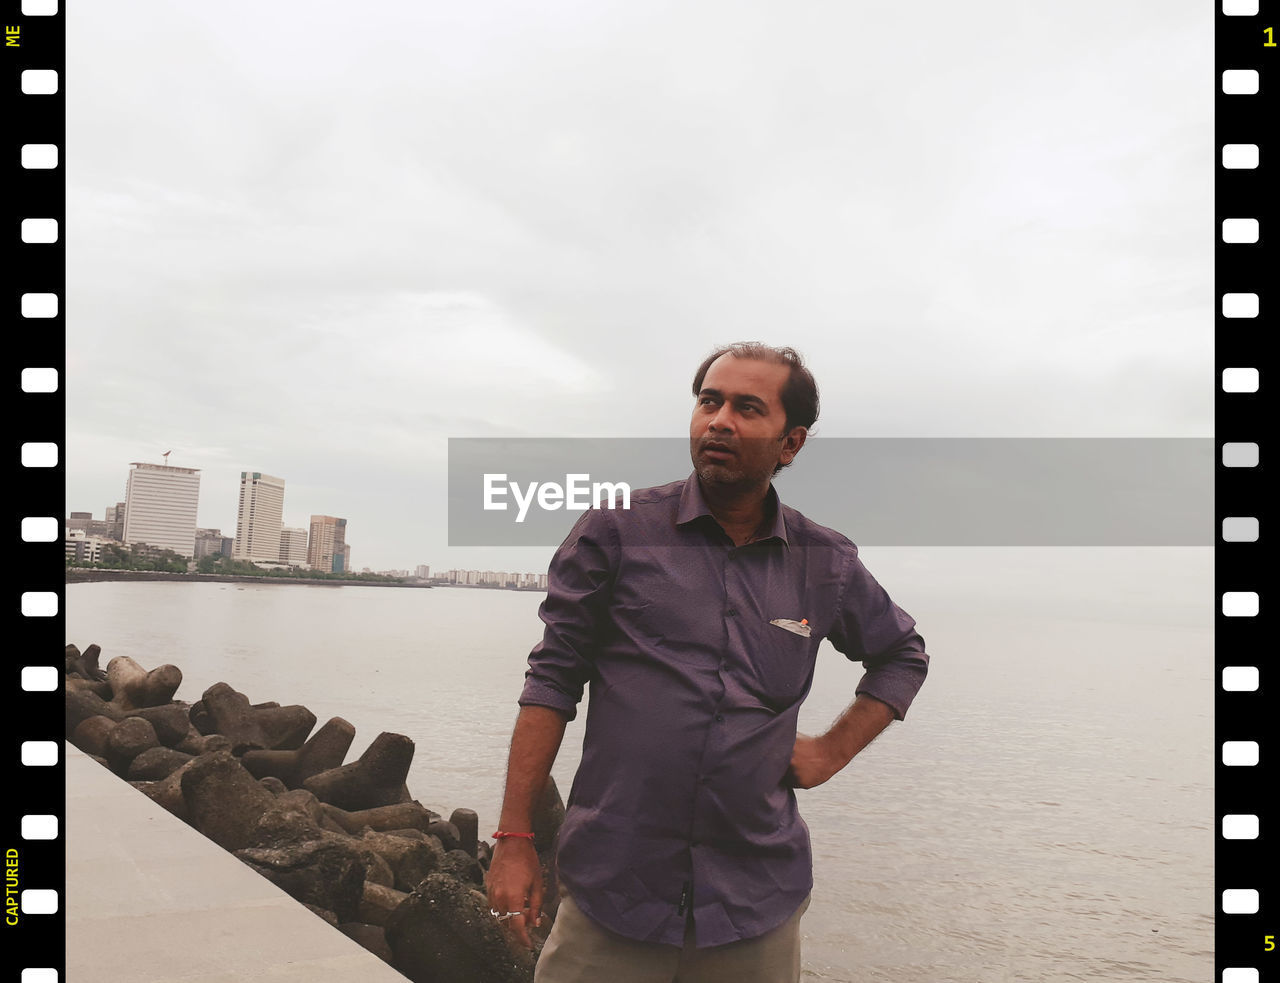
left=67, top=0, right=1212, bottom=571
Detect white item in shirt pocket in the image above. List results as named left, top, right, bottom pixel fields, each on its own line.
left=769, top=618, right=811, bottom=638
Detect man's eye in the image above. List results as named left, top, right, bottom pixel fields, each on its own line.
left=699, top=397, right=716, bottom=406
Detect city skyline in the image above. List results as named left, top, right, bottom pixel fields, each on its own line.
left=70, top=458, right=370, bottom=571
left=71, top=451, right=570, bottom=572
left=67, top=501, right=554, bottom=585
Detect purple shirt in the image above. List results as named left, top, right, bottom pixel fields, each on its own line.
left=519, top=474, right=928, bottom=948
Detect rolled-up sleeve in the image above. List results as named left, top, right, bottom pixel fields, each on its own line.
left=519, top=508, right=618, bottom=722
left=828, top=547, right=929, bottom=720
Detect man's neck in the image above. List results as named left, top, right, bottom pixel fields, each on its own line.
left=697, top=475, right=773, bottom=545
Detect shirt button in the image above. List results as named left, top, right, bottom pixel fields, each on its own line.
left=725, top=608, right=737, bottom=617
left=714, top=713, right=725, bottom=723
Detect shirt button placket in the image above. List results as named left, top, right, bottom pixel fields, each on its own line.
left=719, top=564, right=737, bottom=722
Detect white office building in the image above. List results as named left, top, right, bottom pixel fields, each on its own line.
left=232, top=472, right=286, bottom=564
left=122, top=462, right=201, bottom=556
left=279, top=526, right=309, bottom=567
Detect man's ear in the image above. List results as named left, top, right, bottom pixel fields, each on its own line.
left=780, top=426, right=808, bottom=466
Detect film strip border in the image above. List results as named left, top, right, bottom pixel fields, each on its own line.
left=7, top=0, right=65, bottom=977
left=1218, top=0, right=1274, bottom=980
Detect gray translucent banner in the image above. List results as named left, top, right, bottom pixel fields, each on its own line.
left=448, top=438, right=1213, bottom=546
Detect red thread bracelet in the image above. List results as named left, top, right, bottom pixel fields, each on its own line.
left=492, top=831, right=536, bottom=840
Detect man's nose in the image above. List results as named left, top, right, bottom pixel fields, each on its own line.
left=707, top=405, right=736, bottom=432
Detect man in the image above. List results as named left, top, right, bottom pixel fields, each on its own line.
left=486, top=343, right=929, bottom=982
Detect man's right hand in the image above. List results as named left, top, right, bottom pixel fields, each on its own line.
left=488, top=707, right=568, bottom=949
left=484, top=837, right=544, bottom=950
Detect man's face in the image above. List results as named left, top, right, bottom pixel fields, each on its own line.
left=689, top=355, right=806, bottom=488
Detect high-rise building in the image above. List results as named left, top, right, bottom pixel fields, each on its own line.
left=307, top=515, right=348, bottom=573
left=232, top=472, right=286, bottom=564
left=342, top=543, right=351, bottom=573
left=106, top=502, right=126, bottom=540
left=415, top=565, right=430, bottom=580
left=279, top=526, right=309, bottom=567
left=122, top=462, right=201, bottom=556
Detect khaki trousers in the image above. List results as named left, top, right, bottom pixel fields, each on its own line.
left=534, top=892, right=811, bottom=983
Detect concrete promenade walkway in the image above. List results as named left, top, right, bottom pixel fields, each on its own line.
left=66, top=743, right=409, bottom=982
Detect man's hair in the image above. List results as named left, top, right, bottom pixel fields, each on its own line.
left=690, top=342, right=820, bottom=435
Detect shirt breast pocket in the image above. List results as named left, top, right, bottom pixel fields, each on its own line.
left=748, top=621, right=817, bottom=712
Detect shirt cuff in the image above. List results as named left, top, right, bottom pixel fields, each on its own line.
left=518, top=680, right=580, bottom=722
left=854, top=665, right=925, bottom=721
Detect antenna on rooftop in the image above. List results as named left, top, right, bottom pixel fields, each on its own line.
left=162, top=450, right=172, bottom=465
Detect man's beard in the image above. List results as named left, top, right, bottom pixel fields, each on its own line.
left=694, top=458, right=749, bottom=486
left=690, top=437, right=779, bottom=489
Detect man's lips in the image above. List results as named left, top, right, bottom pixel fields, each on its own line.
left=699, top=442, right=736, bottom=459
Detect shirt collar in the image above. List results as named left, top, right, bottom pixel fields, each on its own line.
left=676, top=472, right=790, bottom=546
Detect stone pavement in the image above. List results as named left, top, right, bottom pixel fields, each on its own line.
left=65, top=743, right=409, bottom=982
